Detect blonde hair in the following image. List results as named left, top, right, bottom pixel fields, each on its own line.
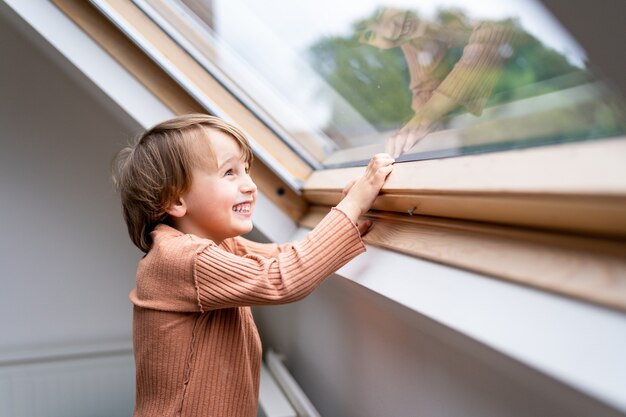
left=111, top=114, right=253, bottom=252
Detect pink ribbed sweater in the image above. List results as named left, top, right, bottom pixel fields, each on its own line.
left=129, top=208, right=365, bottom=416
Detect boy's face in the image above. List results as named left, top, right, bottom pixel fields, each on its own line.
left=360, top=9, right=419, bottom=49
left=176, top=129, right=257, bottom=244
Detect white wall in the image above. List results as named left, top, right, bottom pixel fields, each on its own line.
left=0, top=7, right=140, bottom=415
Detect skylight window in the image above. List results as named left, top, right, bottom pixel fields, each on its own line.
left=134, top=0, right=625, bottom=167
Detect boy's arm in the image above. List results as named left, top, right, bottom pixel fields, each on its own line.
left=386, top=21, right=517, bottom=157
left=193, top=208, right=364, bottom=311
left=194, top=151, right=394, bottom=311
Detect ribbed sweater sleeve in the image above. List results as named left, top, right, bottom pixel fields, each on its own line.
left=194, top=208, right=365, bottom=311
left=130, top=208, right=365, bottom=313
left=435, top=21, right=516, bottom=116
left=219, top=236, right=293, bottom=259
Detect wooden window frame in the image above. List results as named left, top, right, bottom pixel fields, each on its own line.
left=303, top=138, right=626, bottom=312
left=53, top=0, right=626, bottom=312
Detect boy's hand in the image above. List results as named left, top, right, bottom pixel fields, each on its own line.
left=385, top=116, right=436, bottom=158
left=336, top=153, right=395, bottom=226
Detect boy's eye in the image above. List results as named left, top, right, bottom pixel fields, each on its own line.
left=224, top=169, right=234, bottom=176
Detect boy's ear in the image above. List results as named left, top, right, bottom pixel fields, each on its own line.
left=165, top=197, right=187, bottom=218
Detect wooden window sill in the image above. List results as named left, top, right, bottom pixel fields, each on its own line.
left=305, top=137, right=626, bottom=238
left=301, top=205, right=626, bottom=312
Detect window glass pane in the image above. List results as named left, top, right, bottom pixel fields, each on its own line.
left=141, top=0, right=626, bottom=167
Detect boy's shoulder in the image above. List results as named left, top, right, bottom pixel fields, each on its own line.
left=132, top=224, right=218, bottom=312
left=146, top=224, right=214, bottom=263
left=142, top=224, right=239, bottom=270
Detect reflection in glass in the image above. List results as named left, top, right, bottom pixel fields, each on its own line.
left=144, top=0, right=626, bottom=166
left=358, top=9, right=520, bottom=157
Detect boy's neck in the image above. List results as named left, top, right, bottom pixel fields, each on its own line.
left=169, top=218, right=224, bottom=244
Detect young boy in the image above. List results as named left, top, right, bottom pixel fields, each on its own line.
left=112, top=114, right=394, bottom=417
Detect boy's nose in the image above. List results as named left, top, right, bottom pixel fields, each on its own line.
left=240, top=176, right=257, bottom=193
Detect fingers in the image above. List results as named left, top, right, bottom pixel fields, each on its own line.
left=375, top=164, right=394, bottom=184
left=366, top=153, right=395, bottom=178
left=401, top=123, right=432, bottom=154
left=387, top=118, right=434, bottom=158
left=395, top=132, right=408, bottom=158
left=386, top=126, right=405, bottom=158
left=385, top=129, right=415, bottom=158
left=378, top=164, right=394, bottom=175
left=369, top=153, right=395, bottom=166
left=402, top=134, right=418, bottom=155
left=357, top=220, right=373, bottom=236
left=336, top=154, right=394, bottom=223
left=359, top=154, right=394, bottom=192
left=386, top=133, right=406, bottom=159
left=385, top=137, right=394, bottom=156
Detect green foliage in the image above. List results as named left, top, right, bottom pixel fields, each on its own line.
left=490, top=30, right=589, bottom=103
left=309, top=35, right=413, bottom=130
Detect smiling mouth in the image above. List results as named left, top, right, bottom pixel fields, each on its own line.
left=232, top=202, right=252, bottom=214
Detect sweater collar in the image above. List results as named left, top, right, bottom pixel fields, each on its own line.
left=153, top=223, right=184, bottom=237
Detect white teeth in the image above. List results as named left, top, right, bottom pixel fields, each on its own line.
left=233, top=203, right=251, bottom=213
